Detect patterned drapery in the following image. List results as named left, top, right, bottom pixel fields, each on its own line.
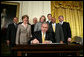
left=51, top=1, right=83, bottom=40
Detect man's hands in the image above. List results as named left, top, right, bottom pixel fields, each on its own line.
left=6, top=40, right=10, bottom=46
left=31, top=38, right=52, bottom=44
left=67, top=38, right=71, bottom=42
left=60, top=38, right=71, bottom=44
left=60, top=41, right=64, bottom=44
left=32, top=39, right=39, bottom=44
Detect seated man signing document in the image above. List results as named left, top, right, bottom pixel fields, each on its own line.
left=31, top=22, right=54, bottom=44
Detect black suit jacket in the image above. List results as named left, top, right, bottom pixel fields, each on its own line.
left=59, top=22, right=71, bottom=43
left=6, top=23, right=18, bottom=45
left=31, top=24, right=35, bottom=36
left=48, top=23, right=64, bottom=43
left=47, top=21, right=52, bottom=25
left=31, top=31, right=54, bottom=43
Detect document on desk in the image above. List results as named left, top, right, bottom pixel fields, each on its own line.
left=37, top=43, right=65, bottom=44
left=30, top=43, right=66, bottom=45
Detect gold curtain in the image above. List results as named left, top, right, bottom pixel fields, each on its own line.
left=51, top=1, right=83, bottom=40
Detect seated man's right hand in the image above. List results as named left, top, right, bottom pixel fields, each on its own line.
left=32, top=38, right=39, bottom=44
left=6, top=40, right=10, bottom=46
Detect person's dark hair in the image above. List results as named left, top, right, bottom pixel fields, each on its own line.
left=22, top=15, right=29, bottom=20
left=58, top=15, right=64, bottom=18
left=40, top=15, right=46, bottom=22
left=47, top=14, right=52, bottom=17
left=13, top=17, right=18, bottom=19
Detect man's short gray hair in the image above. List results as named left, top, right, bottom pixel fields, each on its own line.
left=33, top=17, right=37, bottom=20
left=41, top=22, right=49, bottom=27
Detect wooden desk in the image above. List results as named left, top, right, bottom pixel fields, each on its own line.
left=12, top=44, right=83, bottom=56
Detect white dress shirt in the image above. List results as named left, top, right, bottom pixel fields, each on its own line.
left=52, top=23, right=56, bottom=28
left=48, top=20, right=51, bottom=23
left=59, top=21, right=64, bottom=25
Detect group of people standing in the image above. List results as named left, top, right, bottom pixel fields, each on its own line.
left=6, top=14, right=71, bottom=56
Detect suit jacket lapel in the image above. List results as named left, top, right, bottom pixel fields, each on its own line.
left=13, top=23, right=16, bottom=29
left=40, top=31, right=42, bottom=43
left=45, top=32, right=49, bottom=40
left=51, top=25, right=54, bottom=32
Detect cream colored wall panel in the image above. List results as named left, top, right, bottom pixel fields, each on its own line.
left=5, top=1, right=51, bottom=24
left=43, top=1, right=51, bottom=21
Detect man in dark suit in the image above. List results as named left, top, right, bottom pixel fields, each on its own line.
left=6, top=17, right=18, bottom=56
left=31, top=17, right=38, bottom=36
left=46, top=14, right=52, bottom=25
left=31, top=22, right=54, bottom=44
left=58, top=16, right=71, bottom=44
left=48, top=17, right=64, bottom=43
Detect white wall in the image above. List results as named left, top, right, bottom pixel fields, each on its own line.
left=7, top=1, right=51, bottom=24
